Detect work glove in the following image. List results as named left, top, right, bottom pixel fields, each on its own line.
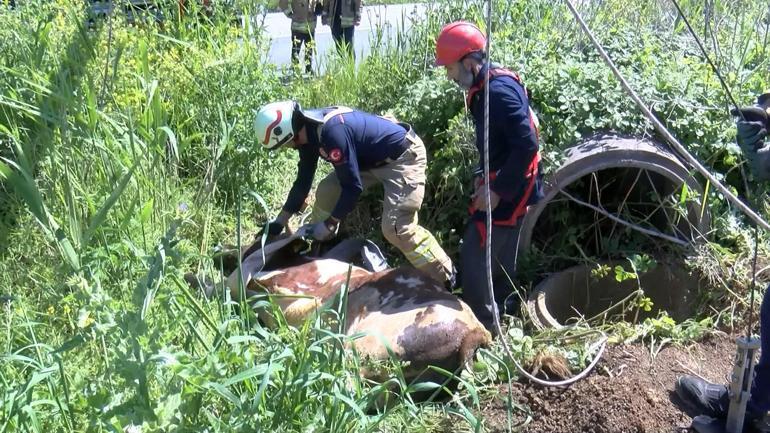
left=736, top=120, right=770, bottom=181
left=256, top=208, right=293, bottom=240
left=737, top=120, right=768, bottom=151
left=247, top=220, right=286, bottom=258
left=309, top=218, right=339, bottom=241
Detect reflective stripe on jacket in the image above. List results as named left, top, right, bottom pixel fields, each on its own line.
left=322, top=0, right=361, bottom=28
left=279, top=0, right=319, bottom=33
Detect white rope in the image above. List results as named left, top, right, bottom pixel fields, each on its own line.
left=481, top=0, right=606, bottom=388
left=483, top=0, right=499, bottom=340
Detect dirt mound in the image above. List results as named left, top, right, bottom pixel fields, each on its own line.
left=480, top=334, right=736, bottom=433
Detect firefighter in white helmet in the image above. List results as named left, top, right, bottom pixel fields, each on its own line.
left=253, top=100, right=456, bottom=287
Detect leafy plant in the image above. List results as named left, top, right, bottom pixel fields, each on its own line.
left=1, top=0, right=768, bottom=431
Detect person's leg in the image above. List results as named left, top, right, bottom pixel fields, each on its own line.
left=305, top=30, right=315, bottom=74
left=369, top=138, right=453, bottom=284
left=492, top=223, right=523, bottom=315
left=748, top=284, right=770, bottom=416
left=459, top=222, right=520, bottom=334
left=343, top=25, right=355, bottom=58
left=311, top=171, right=377, bottom=222
left=460, top=223, right=493, bottom=330
left=290, top=30, right=302, bottom=69
left=331, top=20, right=344, bottom=52
left=676, top=285, right=769, bottom=421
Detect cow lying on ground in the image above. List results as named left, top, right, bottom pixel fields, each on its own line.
left=221, top=231, right=493, bottom=398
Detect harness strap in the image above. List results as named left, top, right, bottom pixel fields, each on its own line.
left=469, top=152, right=540, bottom=246
left=467, top=67, right=541, bottom=140
left=466, top=68, right=525, bottom=106
left=321, top=106, right=354, bottom=124
left=314, top=106, right=354, bottom=141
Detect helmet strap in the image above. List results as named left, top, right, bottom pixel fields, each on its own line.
left=291, top=107, right=306, bottom=136
left=463, top=50, right=487, bottom=64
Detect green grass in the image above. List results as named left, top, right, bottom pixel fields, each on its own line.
left=1, top=0, right=769, bottom=431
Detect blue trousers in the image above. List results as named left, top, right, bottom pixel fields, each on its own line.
left=749, top=285, right=769, bottom=415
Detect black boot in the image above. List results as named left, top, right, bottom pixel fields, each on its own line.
left=690, top=414, right=769, bottom=433
left=677, top=375, right=767, bottom=428
left=676, top=375, right=730, bottom=418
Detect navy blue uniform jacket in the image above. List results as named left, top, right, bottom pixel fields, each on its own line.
left=283, top=109, right=408, bottom=219
left=468, top=64, right=544, bottom=223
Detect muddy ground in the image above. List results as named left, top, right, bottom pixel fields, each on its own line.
left=478, top=333, right=739, bottom=433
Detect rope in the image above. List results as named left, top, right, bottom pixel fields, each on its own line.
left=562, top=0, right=770, bottom=233
left=668, top=0, right=759, bottom=339
left=483, top=0, right=498, bottom=339
left=481, top=0, right=606, bottom=388
left=558, top=189, right=690, bottom=246
left=668, top=0, right=745, bottom=121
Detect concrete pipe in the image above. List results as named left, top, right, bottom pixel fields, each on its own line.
left=520, top=134, right=711, bottom=329
left=518, top=134, right=710, bottom=255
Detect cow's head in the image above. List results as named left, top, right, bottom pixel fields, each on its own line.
left=224, top=231, right=383, bottom=327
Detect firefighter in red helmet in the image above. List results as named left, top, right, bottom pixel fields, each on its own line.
left=435, top=21, right=544, bottom=335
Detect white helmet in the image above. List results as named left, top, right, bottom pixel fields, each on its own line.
left=254, top=100, right=298, bottom=150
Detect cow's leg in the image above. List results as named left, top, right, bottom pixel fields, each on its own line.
left=321, top=238, right=389, bottom=271
left=368, top=135, right=454, bottom=286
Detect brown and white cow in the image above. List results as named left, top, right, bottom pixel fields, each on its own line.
left=224, top=233, right=492, bottom=396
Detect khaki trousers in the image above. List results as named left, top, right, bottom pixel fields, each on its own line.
left=312, top=135, right=454, bottom=284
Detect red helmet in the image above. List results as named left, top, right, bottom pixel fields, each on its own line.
left=435, top=21, right=486, bottom=66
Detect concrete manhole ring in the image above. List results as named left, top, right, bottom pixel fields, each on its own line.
left=520, top=134, right=711, bottom=329
left=526, top=260, right=703, bottom=329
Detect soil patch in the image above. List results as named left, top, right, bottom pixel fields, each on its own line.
left=479, top=333, right=736, bottom=433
